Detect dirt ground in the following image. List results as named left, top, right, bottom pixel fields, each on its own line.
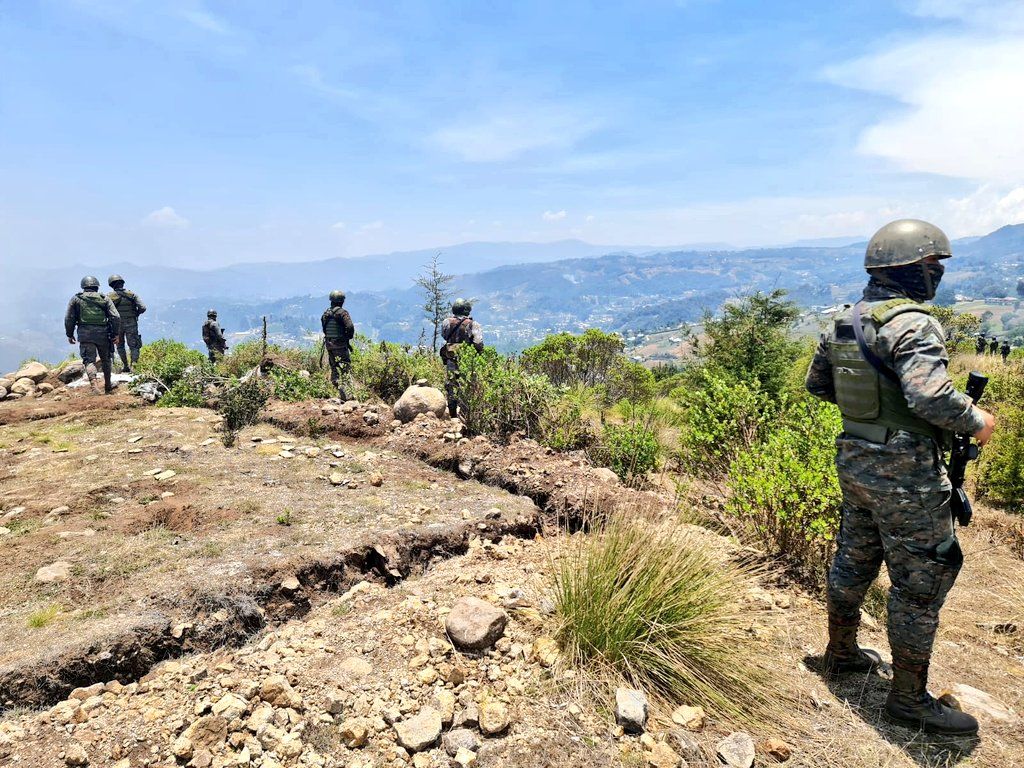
left=1, top=389, right=1022, bottom=768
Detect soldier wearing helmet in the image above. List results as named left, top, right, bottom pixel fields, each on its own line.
left=806, top=219, right=995, bottom=735
left=321, top=290, right=355, bottom=401
left=439, top=298, right=484, bottom=418
left=202, top=309, right=227, bottom=363
left=64, top=276, right=121, bottom=393
left=107, top=274, right=147, bottom=372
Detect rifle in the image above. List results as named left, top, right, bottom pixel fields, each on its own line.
left=948, top=371, right=988, bottom=527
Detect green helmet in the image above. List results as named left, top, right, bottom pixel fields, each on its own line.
left=329, top=290, right=346, bottom=306
left=107, top=274, right=124, bottom=287
left=80, top=275, right=100, bottom=291
left=865, top=219, right=952, bottom=269
left=207, top=309, right=217, bottom=319
left=452, top=298, right=472, bottom=317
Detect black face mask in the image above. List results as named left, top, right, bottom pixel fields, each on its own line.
left=871, top=261, right=945, bottom=301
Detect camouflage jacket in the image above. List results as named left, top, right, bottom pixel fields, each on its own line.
left=805, top=283, right=985, bottom=491
left=441, top=316, right=483, bottom=349
left=202, top=319, right=226, bottom=346
left=64, top=291, right=120, bottom=339
left=110, top=289, right=147, bottom=322
left=320, top=306, right=355, bottom=340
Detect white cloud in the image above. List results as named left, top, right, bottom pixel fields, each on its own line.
left=542, top=210, right=567, bottom=222
left=331, top=221, right=347, bottom=230
left=178, top=7, right=230, bottom=34
left=825, top=2, right=1024, bottom=183
left=584, top=214, right=595, bottom=223
left=359, top=221, right=384, bottom=231
left=431, top=104, right=599, bottom=163
left=142, top=206, right=189, bottom=228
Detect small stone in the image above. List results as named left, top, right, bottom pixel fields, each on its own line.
left=644, top=742, right=681, bottom=768
left=184, top=715, right=229, bottom=751
left=280, top=576, right=301, bottom=594
left=615, top=688, right=648, bottom=734
left=49, top=505, right=71, bottom=516
left=171, top=735, right=194, bottom=760
left=35, top=560, right=73, bottom=583
left=454, top=747, right=478, bottom=767
left=154, top=470, right=177, bottom=481
left=445, top=596, right=507, bottom=652
left=717, top=731, right=755, bottom=768
left=670, top=704, right=705, bottom=731
left=393, top=707, right=442, bottom=753
left=417, top=667, right=439, bottom=685
left=939, top=684, right=1016, bottom=723
left=453, top=704, right=479, bottom=730
left=532, top=636, right=559, bottom=667
left=433, top=689, right=456, bottom=727
left=329, top=471, right=345, bottom=486
left=339, top=719, right=369, bottom=748
left=64, top=742, right=89, bottom=766
left=369, top=472, right=384, bottom=487
left=339, top=656, right=373, bottom=678
left=478, top=701, right=510, bottom=736
left=259, top=674, right=303, bottom=710
left=212, top=692, right=248, bottom=721
left=764, top=737, right=793, bottom=762
left=443, top=729, right=480, bottom=756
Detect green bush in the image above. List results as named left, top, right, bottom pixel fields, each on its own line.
left=135, top=340, right=208, bottom=390
left=596, top=421, right=660, bottom=483
left=553, top=513, right=773, bottom=723
left=724, top=398, right=842, bottom=583
left=217, top=377, right=271, bottom=446
left=521, top=328, right=624, bottom=388
left=456, top=346, right=555, bottom=441
left=540, top=386, right=599, bottom=452
left=350, top=339, right=444, bottom=403
left=602, top=357, right=656, bottom=406
left=219, top=341, right=324, bottom=378
left=268, top=367, right=334, bottom=402
left=675, top=368, right=775, bottom=478
left=159, top=367, right=208, bottom=407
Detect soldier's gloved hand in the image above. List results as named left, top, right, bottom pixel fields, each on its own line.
left=974, top=408, right=996, bottom=446
left=67, top=336, right=76, bottom=344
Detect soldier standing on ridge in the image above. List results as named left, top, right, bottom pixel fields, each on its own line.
left=65, top=276, right=121, bottom=394
left=321, top=290, right=355, bottom=401
left=989, top=336, right=999, bottom=355
left=1001, top=339, right=1011, bottom=362
left=107, top=274, right=146, bottom=372
left=975, top=334, right=986, bottom=355
left=439, top=298, right=484, bottom=418
left=202, top=310, right=227, bottom=364
left=805, top=219, right=996, bottom=735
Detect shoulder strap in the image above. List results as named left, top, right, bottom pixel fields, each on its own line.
left=868, top=298, right=930, bottom=325
left=852, top=302, right=900, bottom=385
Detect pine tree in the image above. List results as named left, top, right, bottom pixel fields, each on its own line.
left=415, top=253, right=456, bottom=352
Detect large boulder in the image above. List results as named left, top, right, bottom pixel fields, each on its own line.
left=445, top=597, right=507, bottom=652
left=393, top=382, right=448, bottom=423
left=0, top=377, right=13, bottom=391
left=13, top=361, right=48, bottom=383
left=57, top=361, right=86, bottom=384
left=10, top=378, right=36, bottom=396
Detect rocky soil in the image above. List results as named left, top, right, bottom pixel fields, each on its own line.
left=1, top=379, right=1022, bottom=768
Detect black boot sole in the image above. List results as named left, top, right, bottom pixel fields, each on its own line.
left=883, top=710, right=979, bottom=737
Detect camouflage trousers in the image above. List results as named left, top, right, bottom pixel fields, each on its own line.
left=828, top=444, right=962, bottom=667
left=115, top=321, right=142, bottom=367
left=325, top=340, right=351, bottom=399
left=79, top=336, right=112, bottom=386
left=206, top=344, right=226, bottom=364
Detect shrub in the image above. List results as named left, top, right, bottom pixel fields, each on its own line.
left=553, top=513, right=773, bottom=723
left=675, top=369, right=775, bottom=478
left=602, top=357, right=656, bottom=406
left=724, top=398, right=842, bottom=583
left=350, top=339, right=444, bottom=403
left=217, top=377, right=271, bottom=446
left=521, top=329, right=625, bottom=388
left=269, top=367, right=334, bottom=402
left=540, top=386, right=600, bottom=452
left=456, top=346, right=555, bottom=441
left=219, top=341, right=324, bottom=377
left=135, top=340, right=208, bottom=390
left=159, top=367, right=208, bottom=408
left=976, top=403, right=1024, bottom=509
left=596, top=421, right=660, bottom=483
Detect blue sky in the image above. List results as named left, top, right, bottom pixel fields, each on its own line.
left=2, top=0, right=1024, bottom=268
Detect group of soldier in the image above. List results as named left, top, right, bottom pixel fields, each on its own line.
left=65, top=276, right=483, bottom=416
left=975, top=333, right=1013, bottom=362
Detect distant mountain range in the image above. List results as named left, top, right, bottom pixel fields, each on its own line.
left=4, top=226, right=1024, bottom=372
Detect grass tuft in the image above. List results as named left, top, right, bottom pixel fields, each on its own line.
left=552, top=512, right=777, bottom=725
left=27, top=604, right=62, bottom=628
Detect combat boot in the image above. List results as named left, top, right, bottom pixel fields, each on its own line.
left=885, top=662, right=978, bottom=735
left=118, top=350, right=131, bottom=373
left=823, top=613, right=881, bottom=674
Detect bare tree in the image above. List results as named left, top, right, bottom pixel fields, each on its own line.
left=415, top=253, right=455, bottom=352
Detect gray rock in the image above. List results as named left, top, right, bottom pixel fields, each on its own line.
left=668, top=729, right=702, bottom=761
left=0, top=387, right=6, bottom=400
left=14, top=361, right=48, bottom=383
left=716, top=731, right=755, bottom=768
left=35, top=560, right=73, bottom=583
left=0, top=377, right=12, bottom=391
left=453, top=704, right=479, bottom=730
left=615, top=687, right=648, bottom=734
left=10, top=377, right=36, bottom=396
left=443, top=728, right=480, bottom=756
left=63, top=742, right=89, bottom=766
left=57, top=362, right=85, bottom=384
left=446, top=597, right=508, bottom=652
left=393, top=384, right=448, bottom=423
left=393, top=707, right=442, bottom=753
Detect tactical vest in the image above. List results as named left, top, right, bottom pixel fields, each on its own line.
left=78, top=292, right=109, bottom=326
left=323, top=308, right=348, bottom=339
left=829, top=299, right=946, bottom=443
left=440, top=316, right=473, bottom=362
left=112, top=290, right=138, bottom=322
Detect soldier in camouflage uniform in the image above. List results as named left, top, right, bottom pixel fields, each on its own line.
left=321, top=290, right=355, bottom=401
left=107, top=274, right=146, bottom=372
left=1001, top=339, right=1011, bottom=363
left=806, top=219, right=995, bottom=736
left=989, top=337, right=999, bottom=355
left=439, top=298, right=484, bottom=418
left=64, top=276, right=121, bottom=394
left=202, top=310, right=227, bottom=363
left=975, top=334, right=986, bottom=355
